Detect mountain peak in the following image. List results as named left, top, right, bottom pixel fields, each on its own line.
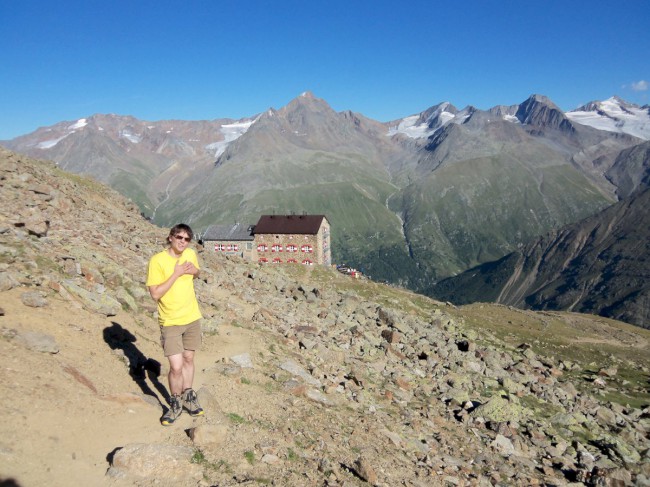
left=524, top=94, right=561, bottom=110
left=281, top=91, right=333, bottom=114
left=515, top=94, right=572, bottom=132
left=567, top=96, right=650, bottom=140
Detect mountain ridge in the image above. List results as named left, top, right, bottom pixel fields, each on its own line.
left=2, top=93, right=648, bottom=324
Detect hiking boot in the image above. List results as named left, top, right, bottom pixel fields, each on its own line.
left=161, top=394, right=182, bottom=426
left=182, top=388, right=204, bottom=416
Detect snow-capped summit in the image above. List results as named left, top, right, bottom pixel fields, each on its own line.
left=566, top=96, right=650, bottom=140
left=387, top=102, right=458, bottom=139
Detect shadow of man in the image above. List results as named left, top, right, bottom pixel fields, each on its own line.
left=102, top=322, right=169, bottom=407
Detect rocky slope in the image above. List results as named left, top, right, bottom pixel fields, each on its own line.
left=1, top=147, right=650, bottom=486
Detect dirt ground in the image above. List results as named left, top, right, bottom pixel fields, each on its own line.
left=0, top=286, right=263, bottom=486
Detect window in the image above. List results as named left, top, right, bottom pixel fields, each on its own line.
left=272, top=257, right=282, bottom=264
left=301, top=245, right=313, bottom=253
left=287, top=258, right=297, bottom=264
left=286, top=244, right=297, bottom=252
left=302, top=259, right=313, bottom=265
left=257, top=243, right=268, bottom=252
left=215, top=243, right=225, bottom=252
left=271, top=244, right=283, bottom=253
left=258, top=257, right=268, bottom=263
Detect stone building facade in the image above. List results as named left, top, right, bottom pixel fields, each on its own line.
left=202, top=215, right=331, bottom=266
left=253, top=214, right=331, bottom=266
left=201, top=223, right=256, bottom=260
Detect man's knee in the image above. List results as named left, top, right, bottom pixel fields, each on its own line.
left=168, top=354, right=184, bottom=373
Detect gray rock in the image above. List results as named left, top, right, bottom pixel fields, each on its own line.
left=595, top=406, right=618, bottom=427
left=491, top=434, right=516, bottom=456
left=107, top=443, right=202, bottom=481
left=230, top=352, right=254, bottom=368
left=0, top=272, right=19, bottom=291
left=189, top=424, right=229, bottom=447
left=355, top=456, right=378, bottom=485
left=470, top=395, right=528, bottom=423
left=261, top=453, right=282, bottom=464
left=16, top=331, right=59, bottom=353
left=202, top=317, right=221, bottom=334
left=279, top=359, right=321, bottom=386
left=305, top=388, right=333, bottom=406
left=20, top=291, right=48, bottom=308
left=61, top=280, right=121, bottom=316
left=196, top=386, right=220, bottom=414
left=115, top=287, right=137, bottom=311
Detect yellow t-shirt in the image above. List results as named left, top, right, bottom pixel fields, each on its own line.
left=146, top=247, right=202, bottom=326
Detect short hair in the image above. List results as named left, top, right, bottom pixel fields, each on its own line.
left=168, top=223, right=194, bottom=241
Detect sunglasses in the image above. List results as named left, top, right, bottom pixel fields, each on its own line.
left=173, top=235, right=191, bottom=242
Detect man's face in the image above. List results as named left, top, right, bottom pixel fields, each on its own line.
left=170, top=232, right=191, bottom=255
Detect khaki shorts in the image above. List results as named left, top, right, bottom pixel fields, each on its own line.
left=160, top=320, right=202, bottom=356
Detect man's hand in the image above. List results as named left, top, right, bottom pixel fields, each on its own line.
left=149, top=261, right=199, bottom=301
left=177, top=261, right=199, bottom=276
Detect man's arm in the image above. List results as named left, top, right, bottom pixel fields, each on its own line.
left=148, top=261, right=197, bottom=301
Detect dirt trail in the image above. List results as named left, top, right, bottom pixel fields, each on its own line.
left=0, top=288, right=257, bottom=487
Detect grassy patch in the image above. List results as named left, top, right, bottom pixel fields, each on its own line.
left=244, top=450, right=255, bottom=465
left=191, top=450, right=206, bottom=464
left=227, top=413, right=246, bottom=425
left=191, top=450, right=232, bottom=474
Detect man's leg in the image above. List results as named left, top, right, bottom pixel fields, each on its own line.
left=167, top=353, right=185, bottom=396
left=178, top=321, right=204, bottom=416
left=181, top=349, right=195, bottom=391
left=180, top=349, right=204, bottom=416
left=161, top=353, right=184, bottom=426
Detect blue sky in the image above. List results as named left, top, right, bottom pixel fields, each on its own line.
left=1, top=0, right=648, bottom=140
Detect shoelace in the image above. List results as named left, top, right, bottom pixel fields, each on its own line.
left=170, top=395, right=182, bottom=411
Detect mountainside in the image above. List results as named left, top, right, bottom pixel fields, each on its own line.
left=2, top=148, right=650, bottom=486
left=567, top=96, right=650, bottom=140
left=1, top=93, right=646, bottom=296
left=431, top=184, right=650, bottom=329
left=605, top=140, right=650, bottom=198
left=387, top=95, right=639, bottom=282
left=2, top=114, right=255, bottom=216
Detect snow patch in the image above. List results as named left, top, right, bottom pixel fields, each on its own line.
left=68, top=118, right=87, bottom=130
left=387, top=105, right=456, bottom=139
left=387, top=115, right=432, bottom=138
left=37, top=134, right=70, bottom=149
left=566, top=96, right=650, bottom=140
left=206, top=119, right=255, bottom=158
left=119, top=129, right=141, bottom=144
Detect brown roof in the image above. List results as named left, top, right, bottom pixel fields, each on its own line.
left=254, top=215, right=328, bottom=235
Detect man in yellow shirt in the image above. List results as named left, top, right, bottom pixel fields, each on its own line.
left=146, top=224, right=204, bottom=425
